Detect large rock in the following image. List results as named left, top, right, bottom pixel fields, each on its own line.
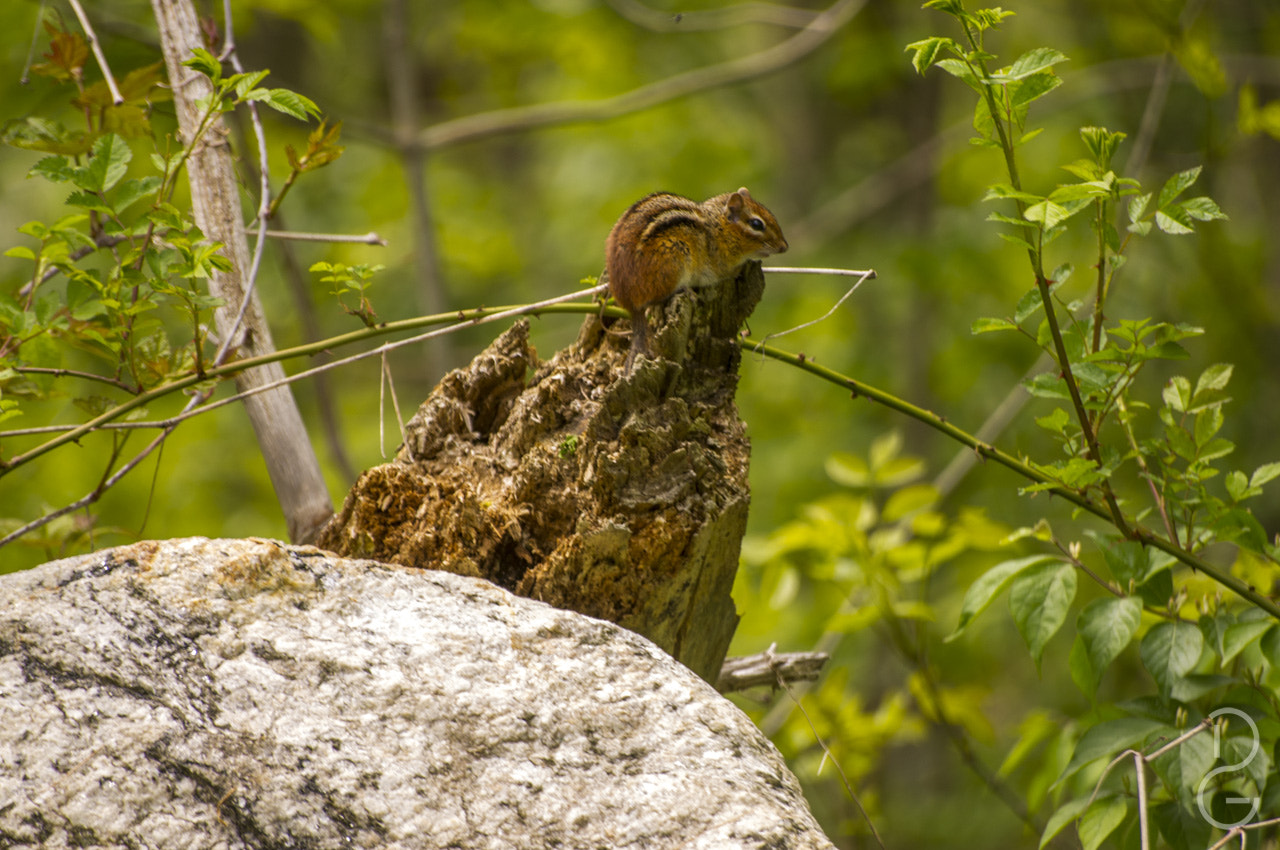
left=0, top=537, right=832, bottom=849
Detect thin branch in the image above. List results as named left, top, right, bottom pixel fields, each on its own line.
left=1208, top=818, right=1280, bottom=850
left=741, top=339, right=1280, bottom=619
left=0, top=390, right=208, bottom=548
left=1116, top=396, right=1180, bottom=544
left=0, top=286, right=607, bottom=474
left=67, top=0, right=123, bottom=105
left=6, top=290, right=1276, bottom=620
left=1134, top=751, right=1150, bottom=850
left=211, top=0, right=271, bottom=369
left=11, top=366, right=138, bottom=394
left=769, top=646, right=886, bottom=850
left=21, top=1, right=46, bottom=85
left=417, top=0, right=865, bottom=150
left=716, top=649, right=828, bottom=692
left=264, top=229, right=387, bottom=246
left=750, top=267, right=876, bottom=346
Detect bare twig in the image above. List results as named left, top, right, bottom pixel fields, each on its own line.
left=417, top=0, right=865, bottom=150
left=264, top=229, right=387, bottom=246
left=11, top=366, right=138, bottom=394
left=768, top=645, right=886, bottom=850
left=716, top=649, right=827, bottom=692
left=378, top=353, right=407, bottom=459
left=67, top=0, right=123, bottom=105
left=750, top=267, right=876, bottom=346
left=1207, top=818, right=1280, bottom=850
left=21, top=1, right=46, bottom=85
left=212, top=0, right=272, bottom=368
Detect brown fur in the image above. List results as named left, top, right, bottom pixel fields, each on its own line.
left=605, top=188, right=787, bottom=371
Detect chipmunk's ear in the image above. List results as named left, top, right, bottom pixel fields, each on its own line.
left=727, top=188, right=748, bottom=218
left=737, top=187, right=751, bottom=199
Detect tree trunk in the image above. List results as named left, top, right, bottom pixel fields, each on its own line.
left=150, top=0, right=333, bottom=543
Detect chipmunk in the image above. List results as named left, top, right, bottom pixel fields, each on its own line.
left=605, top=187, right=788, bottom=372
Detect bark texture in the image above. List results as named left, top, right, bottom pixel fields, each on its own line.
left=317, top=264, right=766, bottom=683
left=151, top=0, right=333, bottom=543
left=0, top=538, right=832, bottom=850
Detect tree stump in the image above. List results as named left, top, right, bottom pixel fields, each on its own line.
left=316, top=264, right=766, bottom=682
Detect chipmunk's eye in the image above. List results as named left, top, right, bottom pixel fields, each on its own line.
left=748, top=217, right=766, bottom=232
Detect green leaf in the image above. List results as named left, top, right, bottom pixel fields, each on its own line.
left=1259, top=625, right=1280, bottom=669
left=75, top=134, right=132, bottom=194
left=947, top=555, right=1060, bottom=641
left=1194, top=405, right=1223, bottom=447
left=1024, top=200, right=1072, bottom=228
left=1158, top=166, right=1202, bottom=209
left=1194, top=362, right=1233, bottom=396
left=1140, top=622, right=1203, bottom=693
left=1155, top=209, right=1194, bottom=235
left=1151, top=730, right=1214, bottom=805
left=1040, top=797, right=1091, bottom=849
left=1035, top=407, right=1069, bottom=435
left=1078, top=596, right=1142, bottom=680
left=1008, top=73, right=1062, bottom=109
left=1181, top=196, right=1227, bottom=222
left=1250, top=461, right=1280, bottom=488
left=972, top=317, right=1017, bottom=334
left=1078, top=796, right=1128, bottom=850
left=1163, top=376, right=1192, bottom=412
left=1014, top=287, right=1044, bottom=323
left=1225, top=470, right=1252, bottom=502
left=182, top=47, right=223, bottom=81
left=1002, top=47, right=1068, bottom=81
left=1151, top=800, right=1211, bottom=850
left=983, top=183, right=1043, bottom=204
left=1080, top=126, right=1127, bottom=169
left=1048, top=181, right=1110, bottom=203
left=1010, top=561, right=1077, bottom=666
left=825, top=452, right=869, bottom=487
left=245, top=88, right=320, bottom=120
left=1061, top=158, right=1102, bottom=181
left=935, top=58, right=982, bottom=91
left=1060, top=716, right=1167, bottom=783
left=882, top=483, right=938, bottom=521
left=112, top=176, right=162, bottom=214
left=1221, top=619, right=1272, bottom=665
left=231, top=69, right=270, bottom=99
left=30, top=155, right=75, bottom=183
left=1069, top=634, right=1100, bottom=697
left=906, top=36, right=956, bottom=74
left=1129, top=192, right=1153, bottom=224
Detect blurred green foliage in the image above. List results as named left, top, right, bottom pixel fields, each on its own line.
left=3, top=0, right=1280, bottom=847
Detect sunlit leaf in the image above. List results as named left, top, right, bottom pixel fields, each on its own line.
left=948, top=555, right=1060, bottom=641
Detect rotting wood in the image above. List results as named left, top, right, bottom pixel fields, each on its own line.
left=317, top=262, right=767, bottom=683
